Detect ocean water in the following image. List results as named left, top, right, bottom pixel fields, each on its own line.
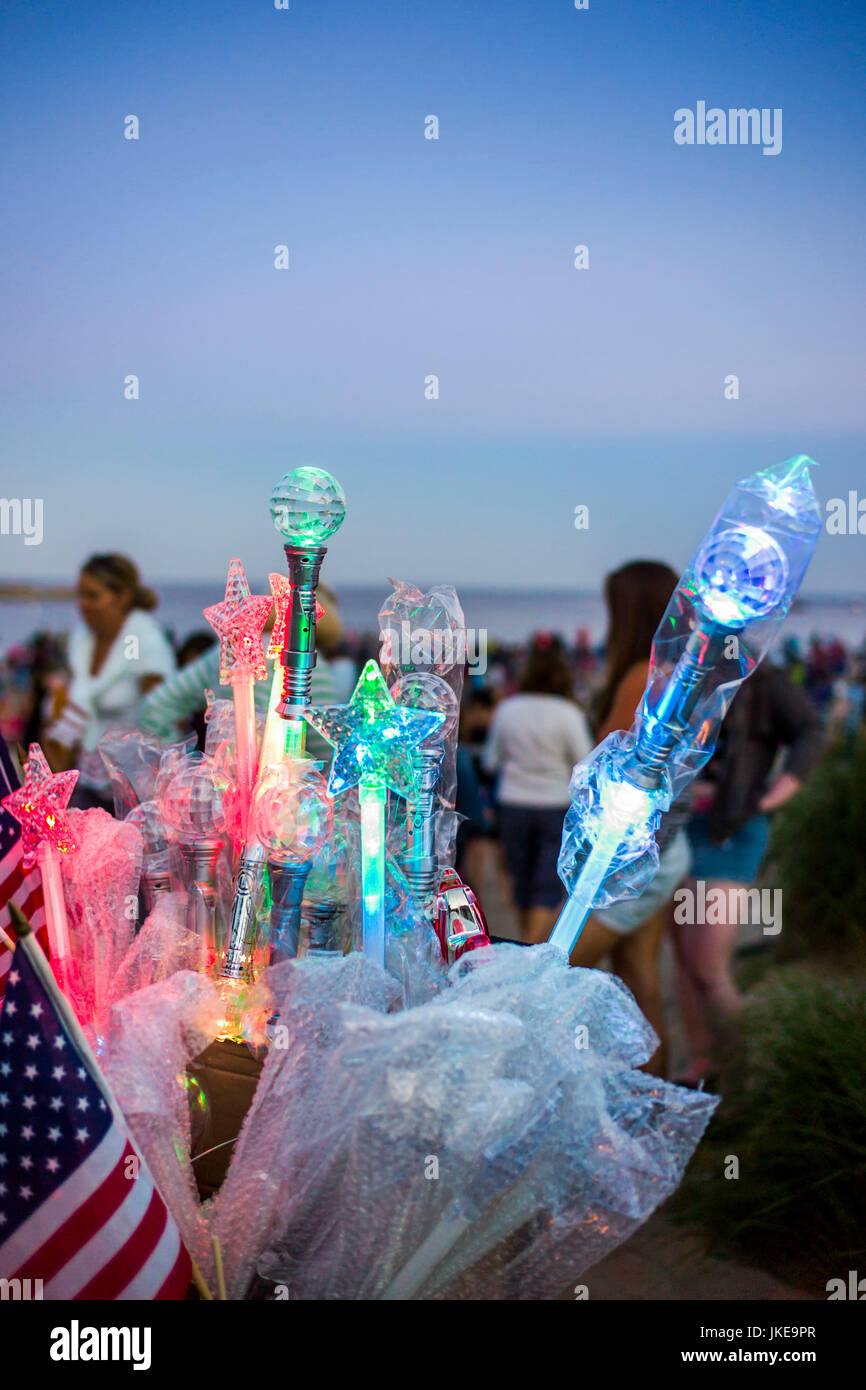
left=1, top=582, right=865, bottom=658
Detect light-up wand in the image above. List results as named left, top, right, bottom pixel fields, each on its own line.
left=221, top=468, right=345, bottom=981
left=549, top=455, right=823, bottom=958
left=2, top=744, right=80, bottom=1005
left=305, top=661, right=444, bottom=967
left=390, top=672, right=459, bottom=920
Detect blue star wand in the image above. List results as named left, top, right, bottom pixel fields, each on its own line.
left=305, top=662, right=444, bottom=966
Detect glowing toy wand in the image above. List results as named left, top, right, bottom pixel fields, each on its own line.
left=220, top=470, right=345, bottom=981
left=259, top=467, right=346, bottom=771
left=390, top=672, right=459, bottom=920
left=2, top=744, right=80, bottom=1005
left=203, top=559, right=272, bottom=843
left=251, top=761, right=332, bottom=964
left=157, top=752, right=228, bottom=970
left=305, top=662, right=444, bottom=967
left=549, top=455, right=823, bottom=958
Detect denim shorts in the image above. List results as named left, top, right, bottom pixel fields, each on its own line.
left=687, top=812, right=770, bottom=884
left=497, top=803, right=569, bottom=909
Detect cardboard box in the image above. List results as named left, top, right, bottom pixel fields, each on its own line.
left=188, top=1039, right=263, bottom=1200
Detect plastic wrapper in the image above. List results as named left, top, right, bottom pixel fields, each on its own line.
left=204, top=694, right=236, bottom=757
left=156, top=748, right=229, bottom=844
left=123, top=799, right=176, bottom=916
left=636, top=456, right=822, bottom=801
left=338, top=790, right=446, bottom=1004
left=109, top=892, right=206, bottom=999
left=210, top=953, right=401, bottom=1297
left=379, top=581, right=466, bottom=870
left=299, top=819, right=352, bottom=957
left=156, top=747, right=234, bottom=964
left=124, top=798, right=169, bottom=857
left=239, top=943, right=717, bottom=1299
left=98, top=726, right=195, bottom=820
left=101, top=970, right=223, bottom=1270
left=61, top=808, right=143, bottom=1035
left=556, top=457, right=822, bottom=925
left=558, top=731, right=667, bottom=908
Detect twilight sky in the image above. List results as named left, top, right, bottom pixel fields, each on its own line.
left=1, top=0, right=864, bottom=594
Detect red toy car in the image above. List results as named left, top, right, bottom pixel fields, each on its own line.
left=435, top=866, right=491, bottom=965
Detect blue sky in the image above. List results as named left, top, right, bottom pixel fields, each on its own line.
left=1, top=0, right=864, bottom=594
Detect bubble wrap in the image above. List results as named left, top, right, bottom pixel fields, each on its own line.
left=378, top=580, right=466, bottom=870
left=101, top=970, right=222, bottom=1270
left=62, top=810, right=715, bottom=1300
left=216, top=944, right=716, bottom=1299
left=210, top=953, right=400, bottom=1297
left=98, top=726, right=195, bottom=818
left=62, top=808, right=143, bottom=1034
left=109, top=892, right=205, bottom=1001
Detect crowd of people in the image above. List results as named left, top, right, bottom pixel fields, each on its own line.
left=1, top=549, right=863, bottom=1093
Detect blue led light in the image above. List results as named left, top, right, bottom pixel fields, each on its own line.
left=693, top=524, right=790, bottom=628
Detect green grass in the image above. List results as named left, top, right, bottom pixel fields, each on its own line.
left=768, top=731, right=866, bottom=958
left=672, top=964, right=866, bottom=1292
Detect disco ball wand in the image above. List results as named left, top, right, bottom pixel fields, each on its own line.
left=221, top=468, right=346, bottom=981
left=259, top=467, right=346, bottom=769
left=549, top=456, right=823, bottom=959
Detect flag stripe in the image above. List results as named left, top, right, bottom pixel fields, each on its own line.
left=79, top=1190, right=172, bottom=1301
left=53, top=1173, right=165, bottom=1300
left=5, top=1127, right=128, bottom=1277
left=26, top=1144, right=147, bottom=1294
left=151, top=1237, right=193, bottom=1301
left=0, top=859, right=23, bottom=901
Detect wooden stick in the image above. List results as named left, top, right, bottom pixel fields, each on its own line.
left=190, top=1258, right=214, bottom=1301
left=7, top=902, right=216, bottom=1301
left=211, top=1233, right=227, bottom=1302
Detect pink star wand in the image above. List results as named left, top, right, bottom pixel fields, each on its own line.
left=2, top=744, right=80, bottom=1004
left=204, top=559, right=273, bottom=844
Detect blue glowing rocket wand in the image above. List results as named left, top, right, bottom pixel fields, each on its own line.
left=549, top=455, right=823, bottom=958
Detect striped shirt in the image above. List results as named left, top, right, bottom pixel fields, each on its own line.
left=137, top=646, right=338, bottom=762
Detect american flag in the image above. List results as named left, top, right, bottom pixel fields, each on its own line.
left=0, top=943, right=192, bottom=1298
left=0, top=738, right=46, bottom=999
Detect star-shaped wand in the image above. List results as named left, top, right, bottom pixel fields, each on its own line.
left=1, top=743, right=80, bottom=1005
left=204, top=558, right=272, bottom=843
left=304, top=661, right=444, bottom=965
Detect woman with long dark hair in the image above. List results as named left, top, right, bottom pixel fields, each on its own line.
left=568, top=560, right=691, bottom=1077
left=671, top=658, right=824, bottom=1086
